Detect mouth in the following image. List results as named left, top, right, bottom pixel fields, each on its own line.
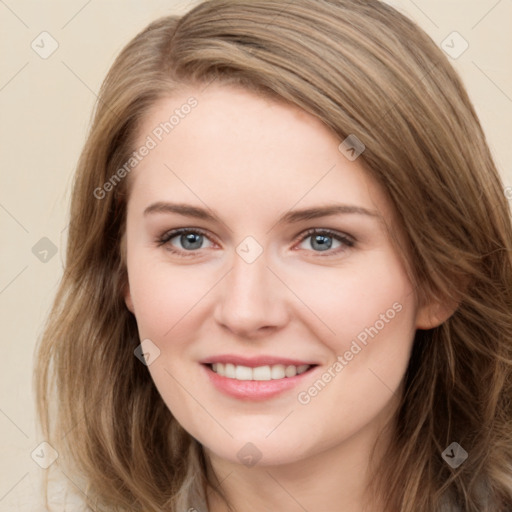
left=208, top=362, right=313, bottom=380
left=201, top=360, right=319, bottom=400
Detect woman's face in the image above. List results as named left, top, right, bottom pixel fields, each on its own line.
left=123, top=84, right=432, bottom=468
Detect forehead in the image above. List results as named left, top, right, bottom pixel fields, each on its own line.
left=126, top=84, right=389, bottom=220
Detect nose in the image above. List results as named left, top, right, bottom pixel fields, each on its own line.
left=213, top=248, right=289, bottom=339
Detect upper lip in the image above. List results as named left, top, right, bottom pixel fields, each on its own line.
left=201, top=355, right=318, bottom=367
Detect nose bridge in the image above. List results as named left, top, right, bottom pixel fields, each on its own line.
left=214, top=242, right=286, bottom=335
left=230, top=248, right=268, bottom=299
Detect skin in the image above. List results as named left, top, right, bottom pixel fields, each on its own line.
left=123, top=84, right=447, bottom=512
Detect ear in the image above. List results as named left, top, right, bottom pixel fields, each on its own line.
left=119, top=232, right=134, bottom=314
left=124, top=282, right=135, bottom=314
left=415, top=297, right=458, bottom=330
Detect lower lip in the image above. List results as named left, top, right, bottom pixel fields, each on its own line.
left=202, top=364, right=317, bottom=400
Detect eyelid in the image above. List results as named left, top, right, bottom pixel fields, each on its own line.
left=291, top=228, right=355, bottom=256
left=158, top=226, right=212, bottom=243
left=291, top=227, right=355, bottom=245
left=157, top=227, right=218, bottom=249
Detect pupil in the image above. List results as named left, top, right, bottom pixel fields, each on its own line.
left=182, top=233, right=202, bottom=250
left=312, top=234, right=332, bottom=251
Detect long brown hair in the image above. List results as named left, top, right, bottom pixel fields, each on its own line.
left=35, top=1, right=512, bottom=510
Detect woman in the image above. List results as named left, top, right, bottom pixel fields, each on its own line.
left=35, top=1, right=512, bottom=511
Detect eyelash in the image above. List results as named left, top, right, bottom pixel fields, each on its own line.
left=156, top=227, right=355, bottom=258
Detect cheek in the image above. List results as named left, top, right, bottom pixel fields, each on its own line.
left=127, top=256, right=216, bottom=340
left=283, top=251, right=415, bottom=352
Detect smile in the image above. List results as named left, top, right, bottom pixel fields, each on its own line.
left=201, top=359, right=319, bottom=400
left=210, top=362, right=311, bottom=380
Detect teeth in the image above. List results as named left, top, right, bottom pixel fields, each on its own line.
left=271, top=364, right=285, bottom=379
left=253, top=366, right=272, bottom=381
left=285, top=365, right=297, bottom=378
left=225, top=363, right=235, bottom=379
left=210, top=363, right=311, bottom=380
left=235, top=365, right=253, bottom=380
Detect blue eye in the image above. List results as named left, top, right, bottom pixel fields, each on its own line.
left=156, top=227, right=354, bottom=258
left=176, top=232, right=206, bottom=250
left=297, top=229, right=354, bottom=254
left=304, top=233, right=335, bottom=251
left=157, top=228, right=214, bottom=254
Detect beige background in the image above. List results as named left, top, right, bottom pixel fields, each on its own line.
left=0, top=0, right=511, bottom=510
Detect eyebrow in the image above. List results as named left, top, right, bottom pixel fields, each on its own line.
left=143, top=201, right=381, bottom=224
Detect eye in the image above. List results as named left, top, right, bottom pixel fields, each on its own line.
left=295, top=228, right=354, bottom=255
left=156, top=227, right=355, bottom=258
left=157, top=228, right=215, bottom=256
